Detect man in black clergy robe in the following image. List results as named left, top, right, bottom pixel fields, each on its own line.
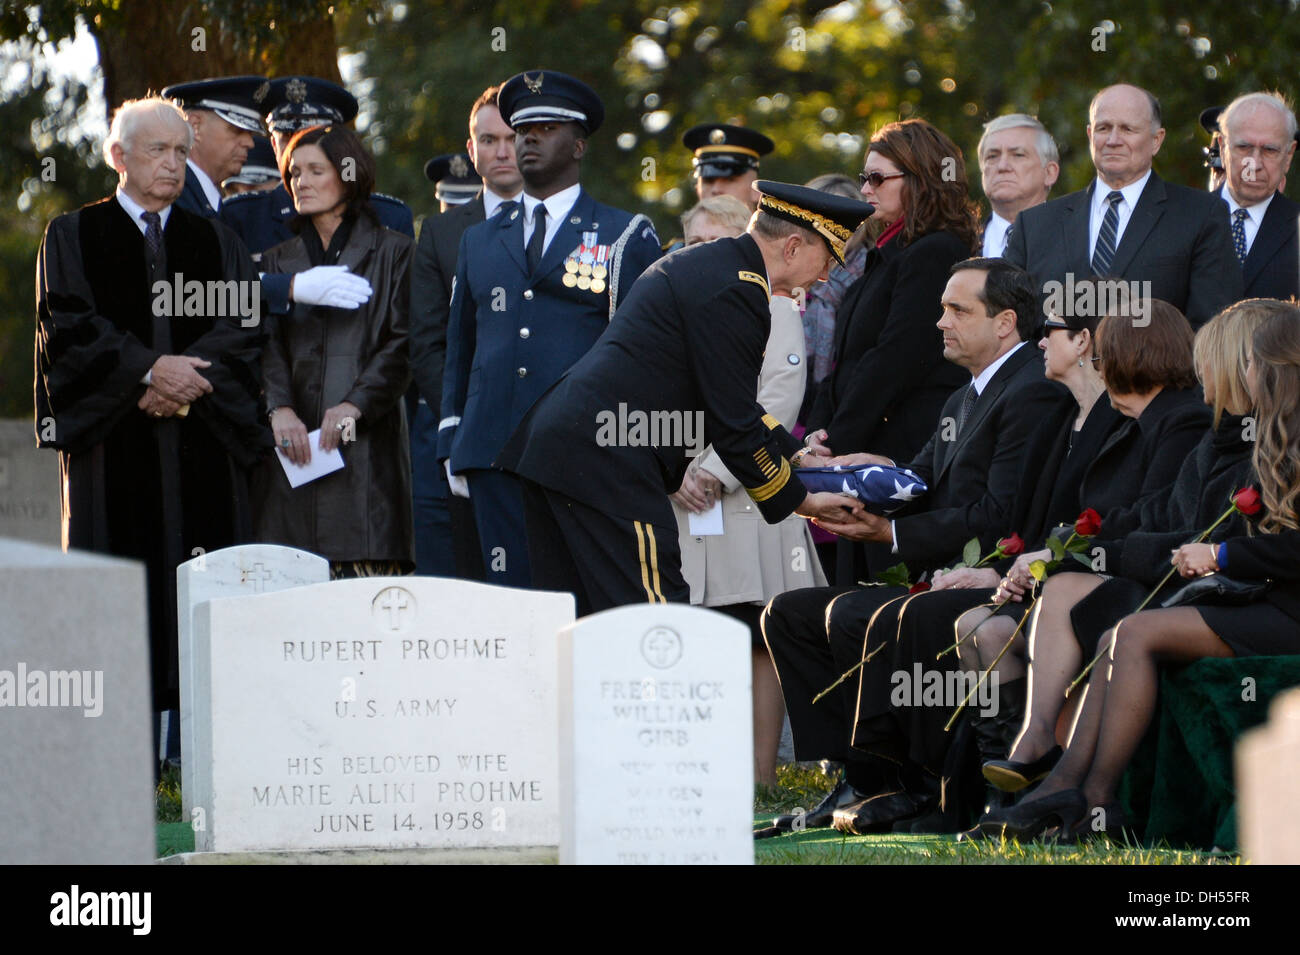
left=34, top=97, right=270, bottom=730
left=498, top=181, right=873, bottom=615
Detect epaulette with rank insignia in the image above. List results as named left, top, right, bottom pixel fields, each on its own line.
left=737, top=269, right=770, bottom=301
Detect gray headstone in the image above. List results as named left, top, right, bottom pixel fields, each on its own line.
left=1237, top=686, right=1300, bottom=864
left=558, top=604, right=753, bottom=865
left=0, top=420, right=61, bottom=547
left=177, top=544, right=329, bottom=825
left=0, top=538, right=154, bottom=864
left=189, top=577, right=573, bottom=852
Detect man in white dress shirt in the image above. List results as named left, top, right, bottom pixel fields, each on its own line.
left=976, top=114, right=1058, bottom=258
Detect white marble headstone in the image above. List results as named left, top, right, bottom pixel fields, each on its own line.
left=0, top=420, right=61, bottom=546
left=189, top=577, right=572, bottom=852
left=558, top=604, right=753, bottom=865
left=0, top=538, right=153, bottom=863
left=177, top=544, right=329, bottom=823
left=1237, top=686, right=1300, bottom=864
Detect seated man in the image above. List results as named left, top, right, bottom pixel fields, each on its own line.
left=762, top=258, right=1064, bottom=832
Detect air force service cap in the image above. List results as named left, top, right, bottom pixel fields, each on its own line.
left=683, top=123, right=774, bottom=179
left=161, top=75, right=269, bottom=133
left=424, top=153, right=482, bottom=205
left=754, top=180, right=873, bottom=265
left=263, top=76, right=359, bottom=133
left=498, top=70, right=604, bottom=135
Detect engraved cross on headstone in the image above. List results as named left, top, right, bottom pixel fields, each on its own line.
left=241, top=562, right=273, bottom=593
left=380, top=589, right=409, bottom=630
left=647, top=630, right=674, bottom=667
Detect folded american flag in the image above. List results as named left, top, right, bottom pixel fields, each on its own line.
left=796, top=464, right=928, bottom=515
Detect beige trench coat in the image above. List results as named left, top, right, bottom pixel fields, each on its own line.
left=673, top=295, right=827, bottom=606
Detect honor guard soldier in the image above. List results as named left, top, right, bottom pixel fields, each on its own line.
left=222, top=135, right=281, bottom=197
left=439, top=69, right=662, bottom=588
left=425, top=153, right=482, bottom=212
left=221, top=76, right=415, bottom=315
left=498, top=181, right=873, bottom=614
left=683, top=122, right=775, bottom=210
left=161, top=75, right=269, bottom=217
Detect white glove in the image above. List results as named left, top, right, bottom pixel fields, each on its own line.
left=291, top=265, right=373, bottom=308
left=445, top=460, right=470, bottom=499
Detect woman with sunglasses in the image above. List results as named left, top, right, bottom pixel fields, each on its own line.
left=801, top=119, right=979, bottom=581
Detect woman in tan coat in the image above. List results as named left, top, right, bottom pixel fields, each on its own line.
left=256, top=125, right=414, bottom=577
left=670, top=196, right=827, bottom=784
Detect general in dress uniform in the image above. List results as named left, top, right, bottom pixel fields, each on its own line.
left=438, top=70, right=662, bottom=588
left=498, top=182, right=873, bottom=614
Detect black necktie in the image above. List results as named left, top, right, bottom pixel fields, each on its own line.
left=957, top=383, right=978, bottom=434
left=1091, top=190, right=1123, bottom=275
left=142, top=211, right=163, bottom=266
left=526, top=204, right=547, bottom=274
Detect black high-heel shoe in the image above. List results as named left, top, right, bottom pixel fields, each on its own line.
left=979, top=788, right=1087, bottom=841
left=982, top=745, right=1062, bottom=792
left=1064, top=801, right=1135, bottom=843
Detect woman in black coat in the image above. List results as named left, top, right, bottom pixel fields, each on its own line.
left=985, top=304, right=1300, bottom=839
left=255, top=125, right=414, bottom=577
left=801, top=119, right=978, bottom=581
left=976, top=302, right=1270, bottom=799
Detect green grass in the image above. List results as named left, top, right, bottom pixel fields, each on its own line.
left=156, top=766, right=183, bottom=823
left=752, top=763, right=1237, bottom=865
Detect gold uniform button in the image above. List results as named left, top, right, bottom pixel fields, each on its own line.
left=519, top=328, right=530, bottom=339
left=517, top=367, right=528, bottom=378
left=523, top=289, right=534, bottom=301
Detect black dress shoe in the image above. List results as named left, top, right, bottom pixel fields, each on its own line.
left=979, top=787, right=1086, bottom=841
left=831, top=790, right=931, bottom=835
left=769, top=778, right=866, bottom=832
left=982, top=746, right=1062, bottom=792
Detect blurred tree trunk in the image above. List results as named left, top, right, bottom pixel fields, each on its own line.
left=85, top=0, right=342, bottom=119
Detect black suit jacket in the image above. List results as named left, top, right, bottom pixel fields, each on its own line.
left=408, top=194, right=487, bottom=410
left=807, top=229, right=971, bottom=461
left=1238, top=189, right=1300, bottom=301
left=1005, top=172, right=1242, bottom=327
left=891, top=343, right=1065, bottom=572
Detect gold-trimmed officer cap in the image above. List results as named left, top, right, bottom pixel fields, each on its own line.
left=754, top=179, right=873, bottom=265
left=424, top=152, right=482, bottom=205
left=683, top=123, right=774, bottom=178
left=262, top=76, right=359, bottom=133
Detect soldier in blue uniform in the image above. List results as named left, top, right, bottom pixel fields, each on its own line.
left=222, top=135, right=281, bottom=196
left=161, top=75, right=269, bottom=218
left=439, top=69, right=662, bottom=589
left=498, top=181, right=873, bottom=614
left=683, top=122, right=774, bottom=211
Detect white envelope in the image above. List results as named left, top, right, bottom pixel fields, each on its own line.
left=688, top=499, right=724, bottom=536
left=275, top=429, right=345, bottom=488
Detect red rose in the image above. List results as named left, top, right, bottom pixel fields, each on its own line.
left=909, top=581, right=932, bottom=594
left=997, top=533, right=1025, bottom=556
left=1074, top=508, right=1102, bottom=537
left=1232, top=487, right=1262, bottom=516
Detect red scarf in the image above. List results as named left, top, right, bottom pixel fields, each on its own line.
left=876, top=216, right=905, bottom=248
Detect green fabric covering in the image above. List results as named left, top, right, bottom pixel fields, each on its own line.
left=1120, top=655, right=1300, bottom=850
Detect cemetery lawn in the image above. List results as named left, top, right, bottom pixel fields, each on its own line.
left=753, top=765, right=1238, bottom=865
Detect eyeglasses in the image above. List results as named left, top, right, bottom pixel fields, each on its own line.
left=858, top=170, right=906, bottom=189
left=1041, top=317, right=1071, bottom=333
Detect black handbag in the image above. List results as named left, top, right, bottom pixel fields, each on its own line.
left=1160, top=573, right=1272, bottom=608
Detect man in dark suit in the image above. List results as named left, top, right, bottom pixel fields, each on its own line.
left=1215, top=92, right=1300, bottom=301
left=1005, top=84, right=1241, bottom=327
left=761, top=258, right=1065, bottom=833
left=439, top=70, right=662, bottom=588
left=977, top=113, right=1058, bottom=258
left=499, top=182, right=874, bottom=614
left=161, top=76, right=268, bottom=219
left=409, top=86, right=523, bottom=578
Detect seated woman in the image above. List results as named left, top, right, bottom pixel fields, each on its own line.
left=983, top=304, right=1300, bottom=839
left=255, top=125, right=415, bottom=578
left=976, top=300, right=1276, bottom=800
left=827, top=296, right=1208, bottom=834
left=670, top=195, right=826, bottom=787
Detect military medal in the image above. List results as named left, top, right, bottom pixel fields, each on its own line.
left=590, top=277, right=606, bottom=293
left=577, top=274, right=592, bottom=290
left=562, top=272, right=578, bottom=287
left=592, top=245, right=608, bottom=280
left=564, top=258, right=579, bottom=273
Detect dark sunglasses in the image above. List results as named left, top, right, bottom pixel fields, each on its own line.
left=858, top=170, right=906, bottom=189
left=1041, top=317, right=1071, bottom=333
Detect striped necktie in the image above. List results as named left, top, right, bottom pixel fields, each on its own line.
left=1090, top=190, right=1123, bottom=276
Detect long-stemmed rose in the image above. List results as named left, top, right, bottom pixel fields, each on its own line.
left=945, top=510, right=1102, bottom=728
left=1067, top=487, right=1261, bottom=694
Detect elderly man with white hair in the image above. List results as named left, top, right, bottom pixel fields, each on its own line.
left=34, top=96, right=270, bottom=766
left=976, top=113, right=1060, bottom=257
left=1216, top=91, right=1300, bottom=300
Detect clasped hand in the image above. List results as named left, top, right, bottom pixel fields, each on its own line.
left=993, top=548, right=1052, bottom=603
left=671, top=464, right=724, bottom=513
left=1172, top=542, right=1219, bottom=578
